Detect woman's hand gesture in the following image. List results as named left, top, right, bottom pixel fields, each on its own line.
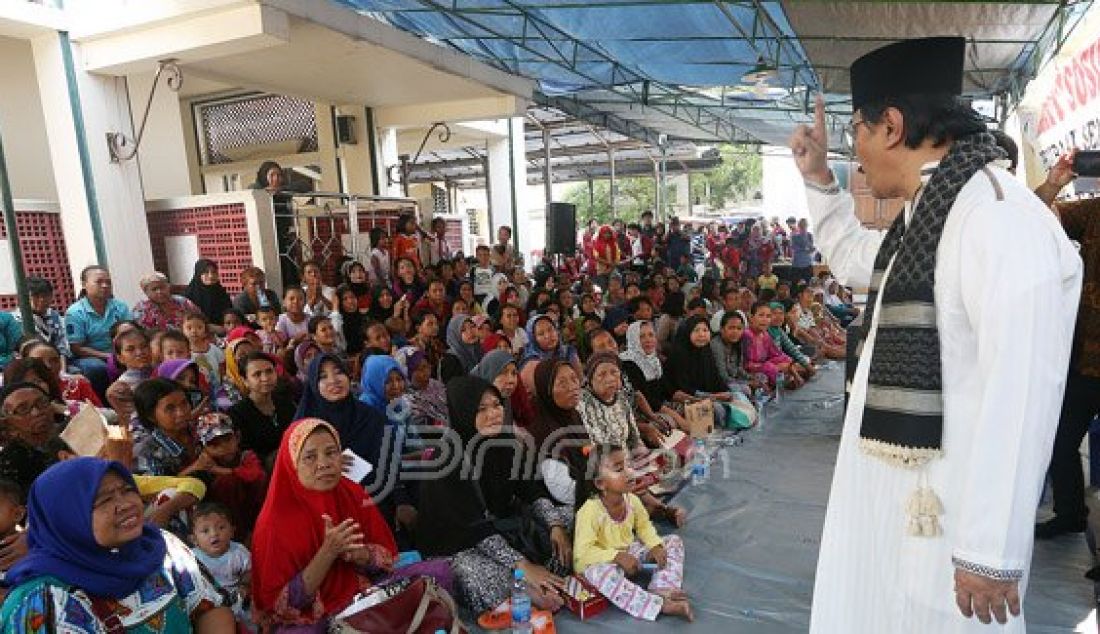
left=320, top=514, right=364, bottom=561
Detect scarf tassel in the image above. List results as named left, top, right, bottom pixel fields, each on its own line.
left=905, top=481, right=943, bottom=538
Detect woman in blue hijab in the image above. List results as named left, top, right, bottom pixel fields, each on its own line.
left=1, top=457, right=233, bottom=631
left=355, top=354, right=419, bottom=537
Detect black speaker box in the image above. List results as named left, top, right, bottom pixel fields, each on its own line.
left=546, top=202, right=576, bottom=255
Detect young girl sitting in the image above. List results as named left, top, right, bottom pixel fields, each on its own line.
left=183, top=312, right=224, bottom=390
left=741, top=301, right=793, bottom=391
left=276, top=287, right=310, bottom=346
left=573, top=445, right=692, bottom=622
left=255, top=306, right=288, bottom=356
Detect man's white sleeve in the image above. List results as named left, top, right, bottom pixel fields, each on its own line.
left=804, top=182, right=887, bottom=288
left=952, top=199, right=1082, bottom=579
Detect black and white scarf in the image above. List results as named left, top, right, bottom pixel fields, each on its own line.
left=856, top=132, right=1005, bottom=467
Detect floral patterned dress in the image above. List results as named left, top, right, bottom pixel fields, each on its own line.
left=131, top=297, right=200, bottom=332
left=0, top=531, right=227, bottom=633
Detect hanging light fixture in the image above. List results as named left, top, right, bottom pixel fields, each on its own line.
left=741, top=56, right=778, bottom=86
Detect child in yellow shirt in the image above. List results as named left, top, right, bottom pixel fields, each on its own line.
left=757, top=261, right=779, bottom=292
left=573, top=445, right=692, bottom=621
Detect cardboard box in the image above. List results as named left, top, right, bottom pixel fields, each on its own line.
left=683, top=398, right=714, bottom=438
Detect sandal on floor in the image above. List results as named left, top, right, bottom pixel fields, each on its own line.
left=476, top=603, right=512, bottom=630
left=531, top=610, right=557, bottom=634
left=477, top=605, right=556, bottom=632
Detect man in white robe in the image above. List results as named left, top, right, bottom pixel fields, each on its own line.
left=789, top=38, right=1083, bottom=632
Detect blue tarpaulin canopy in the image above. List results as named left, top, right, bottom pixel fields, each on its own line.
left=335, top=1, right=1093, bottom=146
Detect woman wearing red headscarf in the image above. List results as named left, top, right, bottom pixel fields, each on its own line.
left=592, top=225, right=621, bottom=290
left=251, top=418, right=397, bottom=631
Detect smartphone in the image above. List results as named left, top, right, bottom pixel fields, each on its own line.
left=1073, top=150, right=1100, bottom=177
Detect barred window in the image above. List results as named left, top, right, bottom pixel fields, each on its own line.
left=196, top=94, right=319, bottom=166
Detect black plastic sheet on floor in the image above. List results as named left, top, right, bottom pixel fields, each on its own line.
left=531, top=367, right=1095, bottom=633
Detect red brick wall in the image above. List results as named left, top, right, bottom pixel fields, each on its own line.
left=146, top=202, right=252, bottom=294
left=0, top=211, right=75, bottom=311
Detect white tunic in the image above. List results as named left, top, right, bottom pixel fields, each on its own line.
left=806, top=164, right=1082, bottom=633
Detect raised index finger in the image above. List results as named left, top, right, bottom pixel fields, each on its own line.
left=814, top=93, right=826, bottom=136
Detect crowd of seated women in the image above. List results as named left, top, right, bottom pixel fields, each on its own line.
left=0, top=214, right=847, bottom=631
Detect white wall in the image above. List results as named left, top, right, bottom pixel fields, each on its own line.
left=127, top=71, right=194, bottom=200
left=0, top=36, right=57, bottom=201
left=761, top=145, right=809, bottom=221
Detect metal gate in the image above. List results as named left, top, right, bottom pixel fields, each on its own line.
left=271, top=192, right=419, bottom=288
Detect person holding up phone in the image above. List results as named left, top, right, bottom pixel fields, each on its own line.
left=1032, top=148, right=1100, bottom=540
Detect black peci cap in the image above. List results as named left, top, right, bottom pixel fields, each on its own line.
left=850, top=37, right=965, bottom=113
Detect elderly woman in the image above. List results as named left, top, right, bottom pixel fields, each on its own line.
left=619, top=321, right=688, bottom=439
left=251, top=419, right=400, bottom=632
left=578, top=352, right=645, bottom=452
left=233, top=266, right=283, bottom=316
left=417, top=376, right=570, bottom=617
left=65, top=265, right=132, bottom=397
left=1, top=458, right=234, bottom=631
left=0, top=383, right=62, bottom=493
left=131, top=272, right=201, bottom=332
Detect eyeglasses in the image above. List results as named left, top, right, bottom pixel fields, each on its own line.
left=2, top=397, right=52, bottom=418
left=841, top=118, right=869, bottom=154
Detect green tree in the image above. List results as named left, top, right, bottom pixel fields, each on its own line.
left=564, top=177, right=667, bottom=225
left=691, top=145, right=762, bottom=210
left=563, top=143, right=759, bottom=221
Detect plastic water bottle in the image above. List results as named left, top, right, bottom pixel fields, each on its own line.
left=511, top=568, right=532, bottom=633
left=691, top=438, right=709, bottom=485
left=775, top=371, right=785, bottom=404
left=754, top=387, right=767, bottom=428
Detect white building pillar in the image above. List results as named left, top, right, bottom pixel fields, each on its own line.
left=31, top=32, right=154, bottom=305
left=377, top=126, right=403, bottom=198
left=486, top=117, right=530, bottom=252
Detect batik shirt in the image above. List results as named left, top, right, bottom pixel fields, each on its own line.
left=1, top=532, right=227, bottom=633
left=578, top=388, right=642, bottom=449
left=12, top=308, right=72, bottom=360
left=133, top=428, right=191, bottom=477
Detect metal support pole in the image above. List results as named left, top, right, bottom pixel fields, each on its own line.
left=542, top=127, right=553, bottom=210
left=507, top=119, right=520, bottom=253
left=608, top=147, right=616, bottom=219
left=685, top=170, right=691, bottom=215
left=482, top=154, right=493, bottom=242
left=347, top=195, right=358, bottom=257
left=587, top=178, right=594, bottom=217
left=659, top=145, right=668, bottom=219
left=0, top=125, right=34, bottom=333
left=60, top=31, right=108, bottom=266
left=653, top=160, right=661, bottom=221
